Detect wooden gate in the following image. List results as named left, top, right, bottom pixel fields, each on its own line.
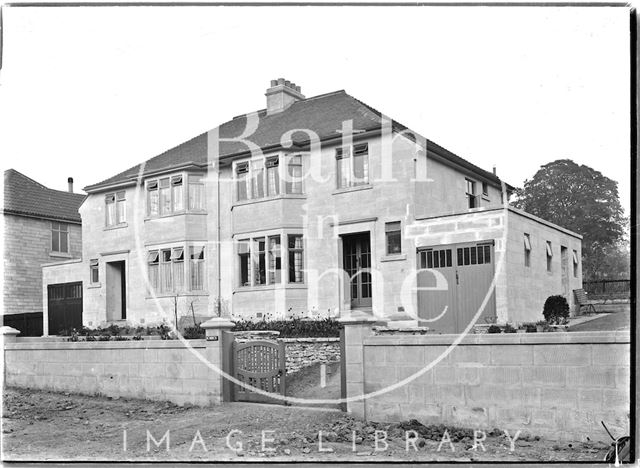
left=232, top=340, right=286, bottom=404
left=47, top=282, right=83, bottom=335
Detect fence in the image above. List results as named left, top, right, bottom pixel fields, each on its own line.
left=583, top=279, right=630, bottom=298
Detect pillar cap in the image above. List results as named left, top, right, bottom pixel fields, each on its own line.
left=338, top=313, right=379, bottom=325
left=201, top=317, right=235, bottom=330
left=1, top=326, right=20, bottom=336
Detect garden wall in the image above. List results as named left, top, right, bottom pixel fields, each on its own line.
left=344, top=324, right=630, bottom=442
left=4, top=338, right=225, bottom=406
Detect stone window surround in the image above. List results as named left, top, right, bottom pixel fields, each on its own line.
left=144, top=240, right=208, bottom=298
left=233, top=227, right=306, bottom=292
left=144, top=171, right=206, bottom=220
left=232, top=152, right=306, bottom=204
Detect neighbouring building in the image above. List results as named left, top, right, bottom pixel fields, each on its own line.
left=42, top=79, right=582, bottom=334
left=3, top=169, right=85, bottom=335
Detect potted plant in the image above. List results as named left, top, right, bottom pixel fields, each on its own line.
left=503, top=323, right=517, bottom=334
left=535, top=320, right=547, bottom=332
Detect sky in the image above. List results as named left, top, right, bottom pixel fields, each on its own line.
left=0, top=5, right=631, bottom=215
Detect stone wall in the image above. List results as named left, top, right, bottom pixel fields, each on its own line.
left=4, top=338, right=225, bottom=406
left=282, top=338, right=340, bottom=375
left=349, top=327, right=629, bottom=442
left=4, top=214, right=82, bottom=316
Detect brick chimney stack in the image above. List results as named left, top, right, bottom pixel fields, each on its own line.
left=265, top=78, right=305, bottom=115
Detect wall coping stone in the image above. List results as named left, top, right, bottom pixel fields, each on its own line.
left=5, top=339, right=207, bottom=351
left=280, top=337, right=340, bottom=343
left=363, top=331, right=630, bottom=346
left=201, top=317, right=235, bottom=329
left=1, top=326, right=20, bottom=336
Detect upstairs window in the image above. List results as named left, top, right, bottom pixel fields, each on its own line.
left=105, top=191, right=126, bottom=226
left=546, top=241, right=553, bottom=272
left=524, top=233, right=532, bottom=267
left=286, top=155, right=303, bottom=194
left=482, top=181, right=489, bottom=197
left=252, top=160, right=265, bottom=199
left=51, top=222, right=69, bottom=253
left=89, top=259, right=99, bottom=284
left=573, top=250, right=579, bottom=277
left=385, top=221, right=402, bottom=255
left=147, top=173, right=203, bottom=217
left=266, top=157, right=280, bottom=196
left=466, top=179, right=477, bottom=209
left=336, top=143, right=369, bottom=189
left=236, top=163, right=250, bottom=201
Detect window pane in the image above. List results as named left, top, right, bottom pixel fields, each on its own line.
left=464, top=248, right=470, bottom=265
left=106, top=200, right=115, bottom=226
left=477, top=245, right=484, bottom=264
left=116, top=199, right=126, bottom=224
left=427, top=251, right=433, bottom=268
left=470, top=247, right=477, bottom=265
left=148, top=188, right=159, bottom=216
left=353, top=153, right=369, bottom=185
left=159, top=178, right=171, bottom=215
left=254, top=238, right=266, bottom=285
left=60, top=231, right=68, bottom=253
left=172, top=177, right=184, bottom=211
left=161, top=249, right=173, bottom=292
left=52, top=231, right=60, bottom=252
left=268, top=235, right=281, bottom=284
left=252, top=162, right=264, bottom=199
left=190, top=246, right=205, bottom=290
left=189, top=176, right=204, bottom=210
left=288, top=235, right=303, bottom=283
left=457, top=248, right=463, bottom=266
left=386, top=231, right=401, bottom=255
left=484, top=245, right=491, bottom=263
left=237, top=173, right=248, bottom=201
left=337, top=157, right=349, bottom=188
left=446, top=249, right=452, bottom=267
left=239, top=239, right=250, bottom=286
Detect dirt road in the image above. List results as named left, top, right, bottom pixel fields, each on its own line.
left=2, top=387, right=609, bottom=462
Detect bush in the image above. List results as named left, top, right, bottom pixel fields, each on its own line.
left=487, top=324, right=502, bottom=334
left=503, top=323, right=517, bottom=334
left=232, top=317, right=341, bottom=338
left=543, top=295, right=570, bottom=325
left=183, top=325, right=205, bottom=339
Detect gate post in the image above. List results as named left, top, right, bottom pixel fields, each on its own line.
left=338, top=314, right=377, bottom=419
left=201, top=317, right=235, bottom=404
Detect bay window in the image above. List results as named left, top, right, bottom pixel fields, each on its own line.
left=268, top=236, right=282, bottom=284
left=188, top=174, right=204, bottom=211
left=286, top=155, right=303, bottom=194
left=288, top=235, right=304, bottom=283
left=266, top=157, right=280, bottom=196
left=146, top=172, right=204, bottom=217
left=172, top=176, right=184, bottom=211
left=146, top=244, right=204, bottom=294
left=237, top=233, right=302, bottom=287
left=253, top=237, right=266, bottom=285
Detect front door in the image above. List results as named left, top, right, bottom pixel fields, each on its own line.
left=342, top=233, right=372, bottom=309
left=106, top=261, right=126, bottom=321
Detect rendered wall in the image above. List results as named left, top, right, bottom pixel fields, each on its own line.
left=4, top=339, right=223, bottom=406
left=359, top=331, right=630, bottom=442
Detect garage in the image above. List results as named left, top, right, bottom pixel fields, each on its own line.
left=417, top=241, right=496, bottom=333
left=47, top=282, right=83, bottom=335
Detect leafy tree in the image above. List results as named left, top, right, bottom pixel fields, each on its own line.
left=512, top=159, right=628, bottom=280
left=543, top=295, right=570, bottom=324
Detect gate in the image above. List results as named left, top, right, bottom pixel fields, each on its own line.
left=47, top=282, right=83, bottom=335
left=232, top=340, right=286, bottom=404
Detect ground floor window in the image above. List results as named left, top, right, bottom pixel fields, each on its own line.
left=237, top=232, right=303, bottom=287
left=89, top=259, right=99, bottom=284
left=147, top=243, right=205, bottom=294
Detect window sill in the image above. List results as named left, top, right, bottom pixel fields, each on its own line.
left=332, top=184, right=373, bottom=195
left=144, top=211, right=207, bottom=221
left=380, top=253, right=407, bottom=262
left=234, top=283, right=307, bottom=293
left=104, top=223, right=128, bottom=231
left=49, top=251, right=73, bottom=258
left=88, top=283, right=102, bottom=289
left=146, top=291, right=209, bottom=299
left=232, top=194, right=306, bottom=209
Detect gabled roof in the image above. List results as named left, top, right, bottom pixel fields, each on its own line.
left=85, top=90, right=510, bottom=192
left=3, top=169, right=86, bottom=223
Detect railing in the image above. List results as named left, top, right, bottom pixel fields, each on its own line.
left=582, top=279, right=630, bottom=297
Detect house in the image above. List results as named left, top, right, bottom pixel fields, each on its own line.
left=3, top=169, right=85, bottom=336
left=41, top=79, right=582, bottom=334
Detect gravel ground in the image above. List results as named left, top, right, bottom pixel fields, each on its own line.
left=2, top=387, right=610, bottom=462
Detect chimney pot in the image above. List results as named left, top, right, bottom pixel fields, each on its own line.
left=284, top=80, right=291, bottom=87
left=67, top=177, right=74, bottom=193
left=277, top=78, right=285, bottom=85
left=492, top=166, right=497, bottom=175
left=270, top=79, right=278, bottom=87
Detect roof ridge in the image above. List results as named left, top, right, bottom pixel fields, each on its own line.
left=5, top=169, right=48, bottom=189
left=231, top=89, right=346, bottom=121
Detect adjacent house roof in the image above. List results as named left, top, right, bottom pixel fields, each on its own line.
left=85, top=90, right=511, bottom=192
left=3, top=169, right=86, bottom=223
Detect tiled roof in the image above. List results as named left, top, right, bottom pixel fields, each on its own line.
left=85, top=90, right=506, bottom=192
left=3, top=169, right=86, bottom=223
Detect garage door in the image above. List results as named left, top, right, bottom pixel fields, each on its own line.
left=47, top=282, right=83, bottom=335
left=417, top=241, right=496, bottom=333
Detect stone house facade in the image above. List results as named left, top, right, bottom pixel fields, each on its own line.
left=3, top=169, right=85, bottom=335
left=42, top=80, right=582, bottom=334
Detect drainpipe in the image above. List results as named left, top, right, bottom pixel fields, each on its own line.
left=216, top=161, right=222, bottom=317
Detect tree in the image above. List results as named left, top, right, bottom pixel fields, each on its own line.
left=512, top=159, right=628, bottom=280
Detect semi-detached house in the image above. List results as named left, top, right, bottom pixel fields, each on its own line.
left=42, top=79, right=583, bottom=335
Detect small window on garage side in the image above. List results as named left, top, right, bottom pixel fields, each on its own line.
left=546, top=241, right=553, bottom=272
left=385, top=221, right=402, bottom=255
left=524, top=233, right=531, bottom=267
left=90, top=259, right=99, bottom=284
left=572, top=249, right=579, bottom=277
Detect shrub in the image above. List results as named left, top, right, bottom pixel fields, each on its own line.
left=503, top=323, right=517, bottom=334
left=183, top=325, right=205, bottom=339
left=543, top=295, right=570, bottom=325
left=523, top=322, right=537, bottom=333
left=232, top=317, right=341, bottom=338
left=487, top=324, right=502, bottom=334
